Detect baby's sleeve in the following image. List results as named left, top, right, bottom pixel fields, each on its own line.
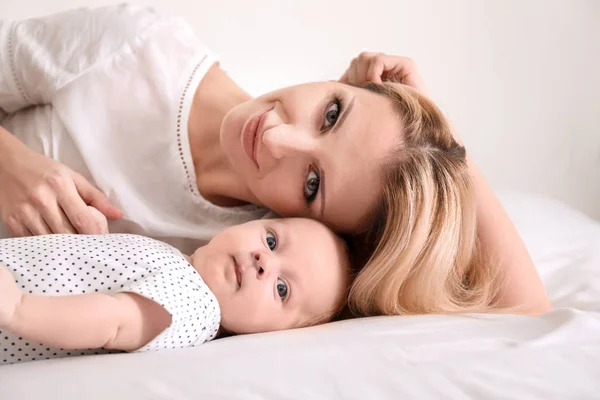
left=0, top=5, right=164, bottom=116
left=118, top=260, right=221, bottom=352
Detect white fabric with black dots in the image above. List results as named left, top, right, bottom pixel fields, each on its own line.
left=0, top=234, right=220, bottom=365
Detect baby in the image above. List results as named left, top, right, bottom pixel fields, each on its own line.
left=0, top=218, right=350, bottom=365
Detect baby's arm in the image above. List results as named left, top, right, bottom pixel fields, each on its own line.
left=0, top=264, right=171, bottom=351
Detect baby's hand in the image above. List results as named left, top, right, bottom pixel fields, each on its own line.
left=0, top=263, right=22, bottom=329
left=87, top=206, right=109, bottom=234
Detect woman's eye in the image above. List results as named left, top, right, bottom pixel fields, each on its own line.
left=276, top=278, right=288, bottom=299
left=323, top=99, right=341, bottom=129
left=266, top=231, right=277, bottom=251
left=304, top=169, right=320, bottom=203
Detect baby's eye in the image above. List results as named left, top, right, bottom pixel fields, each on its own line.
left=276, top=278, right=288, bottom=299
left=266, top=231, right=277, bottom=251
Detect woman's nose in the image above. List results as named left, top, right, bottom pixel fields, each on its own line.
left=262, top=125, right=316, bottom=160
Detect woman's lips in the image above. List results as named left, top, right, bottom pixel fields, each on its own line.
left=242, top=108, right=270, bottom=169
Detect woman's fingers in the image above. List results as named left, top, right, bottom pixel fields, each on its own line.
left=366, top=57, right=385, bottom=84
left=339, top=68, right=350, bottom=83
left=356, top=53, right=375, bottom=84
left=347, top=61, right=359, bottom=86
left=339, top=52, right=429, bottom=94
left=73, top=173, right=122, bottom=220
left=42, top=202, right=77, bottom=234
left=55, top=172, right=121, bottom=234
left=17, top=203, right=53, bottom=235
left=24, top=213, right=53, bottom=236
left=58, top=179, right=103, bottom=234
left=5, top=215, right=33, bottom=237
left=0, top=139, right=119, bottom=237
left=27, top=185, right=77, bottom=234
left=380, top=55, right=429, bottom=93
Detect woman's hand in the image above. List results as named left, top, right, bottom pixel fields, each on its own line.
left=340, top=52, right=429, bottom=95
left=0, top=263, right=21, bottom=330
left=0, top=131, right=121, bottom=236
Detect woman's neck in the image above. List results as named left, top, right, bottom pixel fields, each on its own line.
left=188, top=64, right=260, bottom=207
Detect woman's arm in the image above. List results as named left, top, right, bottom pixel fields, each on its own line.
left=340, top=53, right=552, bottom=314
left=0, top=6, right=163, bottom=236
left=466, top=156, right=551, bottom=314
left=0, top=264, right=171, bottom=351
left=0, top=6, right=162, bottom=115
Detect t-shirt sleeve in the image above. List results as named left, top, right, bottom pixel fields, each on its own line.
left=118, top=260, right=221, bottom=352
left=0, top=4, right=164, bottom=116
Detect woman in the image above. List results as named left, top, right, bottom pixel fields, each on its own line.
left=0, top=5, right=550, bottom=316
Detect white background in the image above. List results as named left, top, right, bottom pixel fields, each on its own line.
left=2, top=0, right=599, bottom=219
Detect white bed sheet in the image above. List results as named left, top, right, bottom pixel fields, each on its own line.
left=1, top=190, right=599, bottom=399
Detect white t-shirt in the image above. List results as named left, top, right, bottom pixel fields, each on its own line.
left=0, top=5, right=270, bottom=254
left=0, top=234, right=221, bottom=365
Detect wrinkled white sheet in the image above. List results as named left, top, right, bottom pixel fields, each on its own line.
left=1, top=191, right=599, bottom=399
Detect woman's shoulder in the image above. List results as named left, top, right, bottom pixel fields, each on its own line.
left=45, top=4, right=214, bottom=94
left=53, top=4, right=174, bottom=40
left=70, top=4, right=200, bottom=59
left=89, top=4, right=197, bottom=46
left=1, top=4, right=197, bottom=95
left=16, top=4, right=201, bottom=64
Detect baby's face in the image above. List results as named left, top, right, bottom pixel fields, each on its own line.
left=190, top=218, right=350, bottom=334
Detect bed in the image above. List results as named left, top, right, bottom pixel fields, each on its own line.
left=1, top=190, right=599, bottom=399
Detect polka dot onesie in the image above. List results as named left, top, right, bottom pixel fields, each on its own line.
left=0, top=234, right=221, bottom=365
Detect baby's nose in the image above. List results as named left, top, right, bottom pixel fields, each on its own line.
left=253, top=251, right=280, bottom=279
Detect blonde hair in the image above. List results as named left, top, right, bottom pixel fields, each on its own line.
left=348, top=83, right=502, bottom=317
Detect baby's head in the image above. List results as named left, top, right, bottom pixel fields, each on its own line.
left=189, top=218, right=351, bottom=334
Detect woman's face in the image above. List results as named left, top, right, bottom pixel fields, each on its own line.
left=221, top=82, right=401, bottom=233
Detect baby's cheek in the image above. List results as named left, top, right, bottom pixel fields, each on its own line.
left=87, top=206, right=109, bottom=234
left=219, top=294, right=276, bottom=334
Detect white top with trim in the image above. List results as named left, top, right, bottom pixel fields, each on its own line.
left=0, top=4, right=270, bottom=253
